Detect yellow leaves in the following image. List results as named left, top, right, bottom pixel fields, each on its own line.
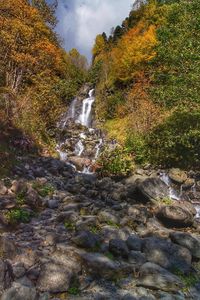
left=110, top=21, right=157, bottom=82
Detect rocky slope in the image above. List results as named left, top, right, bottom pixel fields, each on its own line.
left=0, top=156, right=200, bottom=300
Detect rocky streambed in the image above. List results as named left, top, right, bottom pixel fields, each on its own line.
left=0, top=155, right=200, bottom=300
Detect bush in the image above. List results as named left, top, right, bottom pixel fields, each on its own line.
left=145, top=109, right=200, bottom=168
left=97, top=146, right=134, bottom=177
left=5, top=208, right=31, bottom=225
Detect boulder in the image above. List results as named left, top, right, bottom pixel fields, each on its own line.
left=126, top=235, right=143, bottom=251
left=98, top=210, right=119, bottom=224
left=168, top=168, right=187, bottom=185
left=170, top=232, right=200, bottom=259
left=137, top=262, right=184, bottom=292
left=0, top=259, right=13, bottom=291
left=0, top=181, right=7, bottom=195
left=1, top=283, right=37, bottom=300
left=80, top=252, right=133, bottom=280
left=157, top=205, right=194, bottom=228
left=109, top=239, right=129, bottom=258
left=128, top=251, right=146, bottom=266
left=71, top=230, right=100, bottom=249
left=69, top=156, right=91, bottom=171
left=142, top=237, right=192, bottom=274
left=128, top=177, right=169, bottom=203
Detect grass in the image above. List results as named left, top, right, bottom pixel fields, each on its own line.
left=5, top=208, right=31, bottom=225
left=16, top=190, right=27, bottom=206
left=159, top=197, right=173, bottom=206
left=106, top=220, right=120, bottom=228
left=64, top=221, right=76, bottom=231
left=32, top=182, right=54, bottom=197
left=105, top=252, right=114, bottom=260
left=172, top=267, right=200, bottom=291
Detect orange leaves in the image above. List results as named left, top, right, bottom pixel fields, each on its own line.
left=110, top=21, right=157, bottom=83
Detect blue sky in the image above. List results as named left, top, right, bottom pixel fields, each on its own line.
left=56, top=0, right=134, bottom=60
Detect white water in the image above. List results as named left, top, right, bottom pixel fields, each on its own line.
left=160, top=172, right=200, bottom=219
left=95, top=138, right=103, bottom=159
left=75, top=140, right=84, bottom=156
left=78, top=89, right=95, bottom=127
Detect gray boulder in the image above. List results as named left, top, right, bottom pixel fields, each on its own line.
left=137, top=262, right=184, bottom=292
left=126, top=235, right=143, bottom=251
left=72, top=230, right=100, bottom=249
left=109, top=239, right=129, bottom=258
left=1, top=282, right=37, bottom=300
left=170, top=232, right=200, bottom=259
left=157, top=205, right=194, bottom=228
left=142, top=237, right=192, bottom=273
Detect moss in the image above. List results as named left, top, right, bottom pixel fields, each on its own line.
left=32, top=182, right=54, bottom=197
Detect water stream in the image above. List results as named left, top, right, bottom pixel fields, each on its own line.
left=56, top=89, right=103, bottom=173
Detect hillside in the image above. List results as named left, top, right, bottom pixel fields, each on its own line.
left=91, top=0, right=200, bottom=169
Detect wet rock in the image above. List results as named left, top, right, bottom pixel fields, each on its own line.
left=72, top=230, right=100, bottom=249
left=126, top=235, right=142, bottom=251
left=129, top=177, right=169, bottom=203
left=109, top=239, right=129, bottom=258
left=137, top=262, right=184, bottom=292
left=168, top=169, right=187, bottom=185
left=170, top=232, right=200, bottom=259
left=1, top=282, right=37, bottom=300
left=142, top=237, right=192, bottom=273
left=157, top=205, right=194, bottom=228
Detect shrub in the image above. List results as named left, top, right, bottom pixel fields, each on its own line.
left=5, top=209, right=31, bottom=225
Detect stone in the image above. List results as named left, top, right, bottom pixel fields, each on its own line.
left=168, top=169, right=187, bottom=185
left=37, top=262, right=72, bottom=293
left=130, top=177, right=169, bottom=203
left=10, top=180, right=27, bottom=194
left=0, top=181, right=8, bottom=195
left=26, top=187, right=41, bottom=208
left=126, top=235, right=142, bottom=251
left=142, top=237, right=192, bottom=274
left=72, top=230, right=100, bottom=249
left=101, top=226, right=131, bottom=242
left=0, top=237, right=18, bottom=259
left=1, top=282, right=37, bottom=300
left=47, top=199, right=59, bottom=209
left=80, top=252, right=133, bottom=280
left=157, top=205, right=194, bottom=228
left=170, top=232, right=200, bottom=259
left=98, top=210, right=119, bottom=224
left=137, top=262, right=184, bottom=292
left=109, top=239, right=129, bottom=258
left=0, top=259, right=13, bottom=291
left=12, top=263, right=26, bottom=278
left=128, top=251, right=146, bottom=266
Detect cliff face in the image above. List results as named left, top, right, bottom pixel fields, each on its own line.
left=91, top=0, right=200, bottom=169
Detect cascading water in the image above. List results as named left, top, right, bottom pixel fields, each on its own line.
left=78, top=89, right=95, bottom=127
left=160, top=172, right=200, bottom=219
left=56, top=88, right=103, bottom=173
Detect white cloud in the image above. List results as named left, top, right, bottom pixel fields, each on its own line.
left=56, top=0, right=134, bottom=60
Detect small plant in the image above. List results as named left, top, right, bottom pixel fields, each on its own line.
left=64, top=221, right=75, bottom=231
left=105, top=252, right=114, bottom=260
left=68, top=286, right=80, bottom=296
left=106, top=220, right=120, bottom=228
left=5, top=208, right=31, bottom=225
left=160, top=197, right=173, bottom=205
left=32, top=182, right=54, bottom=197
left=172, top=267, right=200, bottom=291
left=16, top=190, right=26, bottom=206
left=89, top=225, right=100, bottom=234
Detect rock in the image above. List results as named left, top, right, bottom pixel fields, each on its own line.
left=26, top=187, right=41, bottom=208
left=101, top=226, right=131, bottom=242
left=0, top=259, right=13, bottom=291
left=12, top=263, right=26, bottom=278
left=47, top=199, right=59, bottom=209
left=72, top=231, right=100, bottom=249
left=137, top=262, right=184, bottom=292
left=169, top=169, right=187, bottom=185
left=173, top=201, right=196, bottom=216
left=0, top=181, right=7, bottom=195
left=10, top=180, right=26, bottom=194
left=98, top=210, right=119, bottom=224
left=69, top=156, right=91, bottom=171
left=128, top=251, right=146, bottom=266
left=157, top=205, right=194, bottom=228
left=170, top=232, right=200, bottom=259
left=109, top=239, right=129, bottom=258
left=130, top=177, right=169, bottom=203
left=1, top=282, right=37, bottom=300
left=182, top=178, right=195, bottom=190
left=37, top=262, right=71, bottom=293
left=126, top=235, right=142, bottom=251
left=0, top=237, right=18, bottom=259
left=142, top=237, right=192, bottom=273
left=80, top=252, right=133, bottom=280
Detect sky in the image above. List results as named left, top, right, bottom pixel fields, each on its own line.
left=56, top=0, right=134, bottom=61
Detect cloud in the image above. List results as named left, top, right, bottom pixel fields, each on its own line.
left=56, top=0, right=134, bottom=61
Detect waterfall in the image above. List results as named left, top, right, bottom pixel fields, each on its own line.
left=78, top=89, right=95, bottom=127
left=56, top=88, right=103, bottom=174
